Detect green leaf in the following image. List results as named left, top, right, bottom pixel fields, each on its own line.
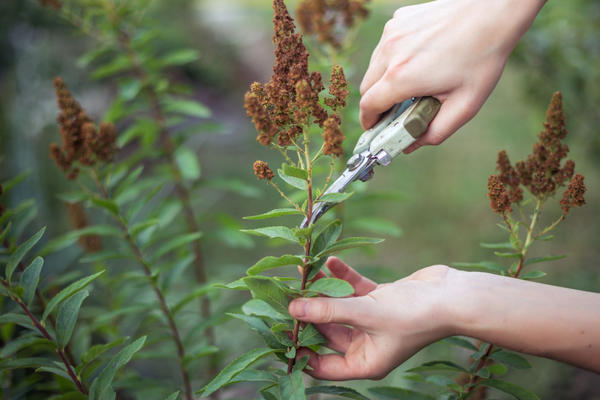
left=42, top=270, right=105, bottom=323
left=228, top=313, right=284, bottom=350
left=89, top=336, right=146, bottom=400
left=278, top=169, right=306, bottom=190
left=477, top=378, right=539, bottom=400
left=311, top=219, right=341, bottom=255
left=442, top=336, right=478, bottom=351
left=318, top=192, right=353, bottom=204
left=476, top=367, right=491, bottom=379
left=80, top=338, right=126, bottom=366
left=164, top=391, right=180, bottom=400
left=19, top=256, right=43, bottom=306
left=425, top=374, right=460, bottom=388
left=523, top=255, right=566, bottom=266
left=92, top=55, right=131, bottom=79
left=480, top=242, right=515, bottom=250
left=129, top=219, right=159, bottom=238
left=199, top=348, right=276, bottom=397
left=278, top=369, right=305, bottom=400
left=298, top=323, right=327, bottom=347
left=0, top=357, right=56, bottom=371
left=317, top=237, right=384, bottom=257
left=520, top=270, right=547, bottom=280
left=306, top=386, right=369, bottom=400
left=0, top=313, right=35, bottom=330
left=242, top=299, right=290, bottom=321
left=0, top=335, right=53, bottom=357
left=243, top=277, right=291, bottom=315
left=40, top=225, right=121, bottom=255
left=56, top=290, right=89, bottom=348
left=369, top=386, right=434, bottom=400
left=175, top=147, right=201, bottom=181
left=230, top=369, right=278, bottom=384
left=163, top=98, right=211, bottom=118
left=282, top=164, right=308, bottom=181
left=407, top=360, right=467, bottom=373
left=0, top=222, right=11, bottom=244
left=247, top=255, right=304, bottom=276
left=212, top=278, right=248, bottom=291
left=450, top=261, right=505, bottom=274
left=90, top=197, right=119, bottom=216
left=172, top=286, right=213, bottom=314
left=158, top=49, right=200, bottom=67
left=537, top=234, right=554, bottom=241
left=1, top=170, right=31, bottom=193
left=494, top=251, right=522, bottom=259
left=487, top=363, right=508, bottom=376
left=241, top=226, right=299, bottom=244
left=489, top=350, right=531, bottom=369
left=5, top=227, right=45, bottom=283
left=152, top=232, right=202, bottom=260
left=244, top=208, right=303, bottom=220
left=118, top=79, right=142, bottom=101
left=306, top=278, right=354, bottom=297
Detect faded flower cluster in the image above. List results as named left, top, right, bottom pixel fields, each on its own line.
left=296, top=0, right=369, bottom=48
left=50, top=77, right=117, bottom=179
left=245, top=0, right=349, bottom=175
left=488, top=92, right=585, bottom=214
left=253, top=161, right=275, bottom=181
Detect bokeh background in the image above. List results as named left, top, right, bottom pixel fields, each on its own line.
left=1, top=0, right=599, bottom=398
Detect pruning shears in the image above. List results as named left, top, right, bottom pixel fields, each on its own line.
left=301, top=96, right=441, bottom=228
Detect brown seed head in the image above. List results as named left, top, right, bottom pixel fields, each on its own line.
left=487, top=175, right=512, bottom=214
left=325, top=65, right=349, bottom=111
left=496, top=150, right=522, bottom=203
left=253, top=160, right=275, bottom=181
left=560, top=174, right=586, bottom=215
left=322, top=114, right=345, bottom=157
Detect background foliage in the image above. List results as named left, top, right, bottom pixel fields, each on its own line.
left=1, top=0, right=599, bottom=399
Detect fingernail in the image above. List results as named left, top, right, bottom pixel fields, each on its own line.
left=290, top=299, right=308, bottom=318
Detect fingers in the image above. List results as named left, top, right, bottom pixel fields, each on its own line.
left=313, top=322, right=353, bottom=353
left=326, top=257, right=377, bottom=296
left=296, top=348, right=385, bottom=381
left=289, top=296, right=375, bottom=330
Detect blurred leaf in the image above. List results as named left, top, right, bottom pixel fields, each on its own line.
left=89, top=336, right=146, bottom=400
left=6, top=227, right=45, bottom=283
left=152, top=232, right=202, bottom=260
left=243, top=276, right=291, bottom=314
left=129, top=219, right=159, bottom=238
left=158, top=49, right=200, bottom=67
left=408, top=360, right=467, bottom=373
left=228, top=313, right=284, bottom=350
left=523, top=255, right=566, bottom=266
left=282, top=164, right=308, bottom=181
left=56, top=192, right=90, bottom=204
left=244, top=208, right=303, bottom=220
left=163, top=98, right=211, bottom=118
left=306, top=278, right=354, bottom=297
left=318, top=192, right=353, bottom=204
left=247, top=255, right=304, bottom=276
left=480, top=242, right=514, bottom=250
left=477, top=367, right=491, bottom=379
left=347, top=217, right=402, bottom=237
left=488, top=363, right=508, bottom=376
left=0, top=313, right=36, bottom=330
left=537, top=234, right=554, bottom=241
left=494, top=251, right=522, bottom=259
left=40, top=225, right=121, bottom=256
left=298, top=323, right=326, bottom=346
left=19, top=256, right=43, bottom=306
left=306, top=386, right=369, bottom=400
left=477, top=379, right=539, bottom=400
left=369, top=387, right=434, bottom=400
left=172, top=286, right=213, bottom=314
left=213, top=278, right=248, bottom=291
left=42, top=271, right=105, bottom=323
left=183, top=345, right=219, bottom=366
left=242, top=299, right=290, bottom=321
left=0, top=357, right=56, bottom=371
left=199, top=348, right=276, bottom=397
left=77, top=46, right=110, bottom=68
left=90, top=197, right=119, bottom=216
left=92, top=55, right=131, bottom=79
left=0, top=335, right=52, bottom=357
left=317, top=237, right=384, bottom=257
left=56, top=290, right=89, bottom=348
left=451, top=261, right=505, bottom=274
left=489, top=350, right=531, bottom=369
left=278, top=169, right=306, bottom=190
left=278, top=369, right=305, bottom=400
left=241, top=227, right=299, bottom=244
left=0, top=222, right=11, bottom=244
left=175, top=147, right=201, bottom=181
left=425, top=375, right=461, bottom=389
left=442, top=336, right=478, bottom=351
left=520, top=270, right=547, bottom=280
left=80, top=338, right=127, bottom=367
left=118, top=79, right=143, bottom=101
left=164, top=392, right=180, bottom=400
left=117, top=118, right=160, bottom=148
left=1, top=170, right=31, bottom=193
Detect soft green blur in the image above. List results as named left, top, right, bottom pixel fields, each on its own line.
left=0, top=0, right=598, bottom=398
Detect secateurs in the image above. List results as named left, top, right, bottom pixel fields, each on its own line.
left=301, top=96, right=441, bottom=228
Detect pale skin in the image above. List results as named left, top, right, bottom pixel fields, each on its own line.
left=289, top=257, right=600, bottom=380
left=359, top=0, right=547, bottom=153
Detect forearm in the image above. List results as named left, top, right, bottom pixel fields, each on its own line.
left=447, top=270, right=600, bottom=372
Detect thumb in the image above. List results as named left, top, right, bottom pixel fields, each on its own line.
left=289, top=297, right=376, bottom=329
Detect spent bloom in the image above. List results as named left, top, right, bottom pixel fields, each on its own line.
left=560, top=174, right=586, bottom=215
left=487, top=175, right=512, bottom=214
left=50, top=77, right=117, bottom=179
left=296, top=0, right=370, bottom=48
left=253, top=161, right=275, bottom=181
left=244, top=0, right=347, bottom=156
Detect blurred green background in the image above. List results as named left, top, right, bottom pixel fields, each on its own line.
left=1, top=0, right=598, bottom=398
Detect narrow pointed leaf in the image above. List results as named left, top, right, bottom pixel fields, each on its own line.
left=478, top=378, right=539, bottom=400
left=40, top=225, right=120, bottom=255
left=318, top=192, right=353, bottom=204
left=317, top=237, right=383, bottom=257
left=278, top=169, right=306, bottom=190
left=480, top=242, right=514, bottom=250
left=152, top=232, right=202, bottom=260
left=42, top=271, right=104, bottom=323
left=442, top=336, right=478, bottom=351
left=523, top=255, right=566, bottom=266
left=243, top=277, right=291, bottom=314
left=278, top=369, right=305, bottom=400
left=6, top=227, right=45, bottom=283
left=306, top=386, right=369, bottom=400
left=241, top=227, right=299, bottom=244
left=247, top=255, right=304, bottom=276
left=20, top=256, right=43, bottom=306
left=520, top=270, right=547, bottom=280
left=306, top=278, right=354, bottom=297
left=407, top=360, right=467, bottom=373
left=244, top=208, right=303, bottom=220
left=489, top=350, right=531, bottom=369
left=282, top=164, right=308, bottom=181
left=163, top=98, right=211, bottom=118
left=369, top=387, right=434, bottom=400
left=451, top=261, right=505, bottom=274
left=175, top=147, right=201, bottom=181
left=56, top=290, right=89, bottom=348
left=90, top=197, right=119, bottom=216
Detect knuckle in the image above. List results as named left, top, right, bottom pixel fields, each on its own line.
left=315, top=300, right=336, bottom=323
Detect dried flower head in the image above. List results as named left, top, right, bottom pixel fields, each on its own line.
left=244, top=0, right=347, bottom=155
left=66, top=203, right=101, bottom=253
left=323, top=114, right=345, bottom=157
left=296, top=0, right=370, bottom=48
left=560, top=174, right=586, bottom=215
left=38, top=0, right=61, bottom=9
left=51, top=77, right=117, bottom=179
left=253, top=161, right=275, bottom=181
left=496, top=150, right=523, bottom=203
left=488, top=175, right=511, bottom=214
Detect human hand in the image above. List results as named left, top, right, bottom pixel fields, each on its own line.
left=359, top=0, right=546, bottom=153
left=288, top=258, right=454, bottom=380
